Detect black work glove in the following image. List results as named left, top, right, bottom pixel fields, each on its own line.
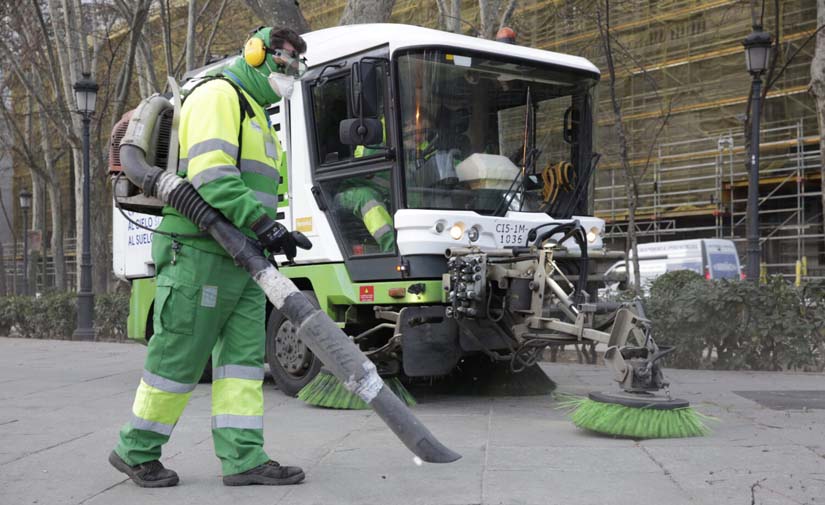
left=250, top=215, right=312, bottom=262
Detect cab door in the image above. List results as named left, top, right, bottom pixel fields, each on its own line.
left=304, top=49, right=402, bottom=281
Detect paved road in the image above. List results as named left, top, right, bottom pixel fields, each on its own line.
left=1, top=337, right=824, bottom=505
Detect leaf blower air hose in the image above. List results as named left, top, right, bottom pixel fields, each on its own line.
left=118, top=142, right=461, bottom=464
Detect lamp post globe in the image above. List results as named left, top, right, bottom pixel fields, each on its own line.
left=73, top=72, right=98, bottom=340
left=743, top=26, right=772, bottom=76
left=742, top=26, right=772, bottom=283
left=19, top=189, right=31, bottom=296
left=73, top=72, right=98, bottom=115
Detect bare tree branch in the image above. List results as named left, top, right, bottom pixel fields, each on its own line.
left=201, top=0, right=229, bottom=66
left=499, top=0, right=517, bottom=31
left=186, top=0, right=196, bottom=72
left=158, top=0, right=175, bottom=76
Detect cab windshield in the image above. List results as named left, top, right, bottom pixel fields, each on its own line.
left=396, top=50, right=597, bottom=216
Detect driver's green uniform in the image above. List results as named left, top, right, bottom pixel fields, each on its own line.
left=114, top=41, right=287, bottom=476
left=337, top=143, right=394, bottom=252
left=334, top=172, right=394, bottom=252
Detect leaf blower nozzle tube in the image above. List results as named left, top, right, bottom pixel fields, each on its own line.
left=118, top=143, right=461, bottom=464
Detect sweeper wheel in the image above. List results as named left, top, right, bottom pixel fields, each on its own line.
left=588, top=391, right=689, bottom=410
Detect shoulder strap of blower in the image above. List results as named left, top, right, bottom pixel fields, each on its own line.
left=182, top=75, right=257, bottom=169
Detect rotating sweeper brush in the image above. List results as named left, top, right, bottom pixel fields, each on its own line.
left=562, top=307, right=710, bottom=439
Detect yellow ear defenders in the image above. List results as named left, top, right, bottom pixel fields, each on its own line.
left=244, top=26, right=270, bottom=67
left=244, top=36, right=267, bottom=67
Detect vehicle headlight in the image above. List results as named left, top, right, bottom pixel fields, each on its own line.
left=449, top=222, right=465, bottom=240
left=467, top=226, right=480, bottom=242
left=587, top=226, right=600, bottom=243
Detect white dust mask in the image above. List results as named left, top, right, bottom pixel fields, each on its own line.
left=268, top=72, right=295, bottom=100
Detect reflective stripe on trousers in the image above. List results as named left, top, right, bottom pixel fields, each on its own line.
left=211, top=365, right=265, bottom=430
left=130, top=370, right=197, bottom=436
left=361, top=200, right=393, bottom=240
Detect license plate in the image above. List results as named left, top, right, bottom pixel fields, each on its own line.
left=494, top=221, right=528, bottom=247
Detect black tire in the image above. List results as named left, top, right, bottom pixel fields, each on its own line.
left=265, top=290, right=323, bottom=396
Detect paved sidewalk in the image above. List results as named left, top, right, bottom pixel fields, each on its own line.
left=1, top=337, right=824, bottom=505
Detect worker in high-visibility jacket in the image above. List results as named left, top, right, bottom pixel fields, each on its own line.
left=110, top=27, right=310, bottom=488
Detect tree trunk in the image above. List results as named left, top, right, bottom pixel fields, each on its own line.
left=0, top=242, right=5, bottom=296
left=47, top=184, right=66, bottom=292
left=339, top=0, right=396, bottom=24
left=186, top=0, right=197, bottom=72
left=31, top=174, right=46, bottom=293
left=812, top=0, right=825, bottom=245
left=436, top=0, right=462, bottom=33
left=45, top=0, right=84, bottom=290
left=478, top=0, right=517, bottom=40
left=111, top=0, right=153, bottom=124
left=159, top=0, right=175, bottom=78
left=597, top=1, right=642, bottom=293
left=137, top=37, right=160, bottom=96
left=242, top=0, right=311, bottom=33
left=36, top=96, right=66, bottom=292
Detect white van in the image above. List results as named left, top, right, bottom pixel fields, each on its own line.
left=604, top=238, right=743, bottom=292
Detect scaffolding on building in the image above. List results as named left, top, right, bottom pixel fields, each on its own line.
left=597, top=121, right=824, bottom=279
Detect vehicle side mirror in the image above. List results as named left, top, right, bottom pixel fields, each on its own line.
left=340, top=117, right=383, bottom=146
left=350, top=60, right=379, bottom=118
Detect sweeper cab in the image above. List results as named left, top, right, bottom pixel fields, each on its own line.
left=111, top=24, right=682, bottom=415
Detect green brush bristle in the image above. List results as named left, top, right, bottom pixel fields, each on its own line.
left=560, top=396, right=711, bottom=439
left=298, top=371, right=416, bottom=410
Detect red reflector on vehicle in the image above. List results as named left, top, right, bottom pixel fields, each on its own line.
left=388, top=287, right=406, bottom=298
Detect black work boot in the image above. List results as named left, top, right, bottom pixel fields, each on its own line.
left=223, top=460, right=305, bottom=486
left=108, top=450, right=179, bottom=488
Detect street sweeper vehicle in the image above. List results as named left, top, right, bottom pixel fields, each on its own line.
left=111, top=24, right=708, bottom=438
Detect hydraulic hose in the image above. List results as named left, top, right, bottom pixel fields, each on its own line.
left=119, top=143, right=461, bottom=464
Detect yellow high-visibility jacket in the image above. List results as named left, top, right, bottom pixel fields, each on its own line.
left=156, top=78, right=287, bottom=256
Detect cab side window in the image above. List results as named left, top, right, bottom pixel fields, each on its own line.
left=310, top=72, right=387, bottom=165
left=310, top=61, right=394, bottom=256
left=311, top=76, right=351, bottom=164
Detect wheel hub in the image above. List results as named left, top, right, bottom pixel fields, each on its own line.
left=274, top=321, right=312, bottom=375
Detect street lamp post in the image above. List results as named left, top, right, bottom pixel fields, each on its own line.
left=19, top=189, right=32, bottom=295
left=743, top=25, right=772, bottom=283
left=72, top=72, right=98, bottom=340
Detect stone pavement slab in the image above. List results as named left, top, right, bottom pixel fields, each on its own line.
left=1, top=337, right=824, bottom=505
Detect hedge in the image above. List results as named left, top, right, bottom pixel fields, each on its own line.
left=2, top=275, right=824, bottom=371
left=0, top=292, right=130, bottom=341
left=644, top=271, right=825, bottom=372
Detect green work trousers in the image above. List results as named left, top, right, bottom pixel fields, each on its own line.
left=114, top=234, right=270, bottom=476
left=335, top=182, right=395, bottom=252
